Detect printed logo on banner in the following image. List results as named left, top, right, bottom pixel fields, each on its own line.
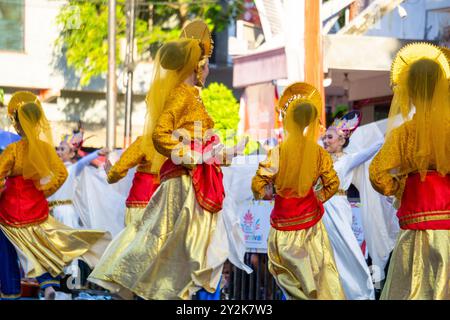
left=241, top=209, right=261, bottom=241
left=239, top=200, right=273, bottom=252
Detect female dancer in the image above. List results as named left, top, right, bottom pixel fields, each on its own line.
left=0, top=92, right=110, bottom=300
left=89, top=21, right=247, bottom=300
left=321, top=112, right=383, bottom=300
left=370, top=43, right=450, bottom=299
left=251, top=82, right=345, bottom=300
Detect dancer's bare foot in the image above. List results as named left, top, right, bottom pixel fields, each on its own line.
left=44, top=287, right=56, bottom=300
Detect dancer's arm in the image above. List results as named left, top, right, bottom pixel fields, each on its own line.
left=251, top=146, right=279, bottom=200
left=105, top=138, right=145, bottom=183
left=346, top=141, right=384, bottom=175
left=0, top=143, right=16, bottom=192
left=369, top=129, right=404, bottom=197
left=316, top=146, right=340, bottom=202
left=75, top=150, right=102, bottom=176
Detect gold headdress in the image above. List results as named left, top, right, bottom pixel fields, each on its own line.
left=275, top=82, right=323, bottom=198
left=180, top=19, right=213, bottom=87
left=388, top=42, right=450, bottom=179
left=7, top=91, right=59, bottom=185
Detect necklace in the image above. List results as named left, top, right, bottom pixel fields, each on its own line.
left=331, top=152, right=344, bottom=162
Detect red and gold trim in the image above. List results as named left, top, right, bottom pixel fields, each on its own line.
left=270, top=189, right=324, bottom=231
left=125, top=172, right=160, bottom=208
left=397, top=172, right=450, bottom=230
left=0, top=176, right=49, bottom=228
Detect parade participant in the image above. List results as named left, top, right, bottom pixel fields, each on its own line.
left=104, top=136, right=159, bottom=226
left=50, top=131, right=109, bottom=228
left=251, top=82, right=345, bottom=300
left=0, top=92, right=110, bottom=300
left=89, top=21, right=248, bottom=300
left=321, top=111, right=383, bottom=300
left=369, top=43, right=450, bottom=299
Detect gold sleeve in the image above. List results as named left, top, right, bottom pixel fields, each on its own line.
left=0, top=143, right=16, bottom=190
left=108, top=137, right=146, bottom=183
left=316, top=147, right=339, bottom=203
left=40, top=149, right=68, bottom=197
left=251, top=147, right=279, bottom=200
left=152, top=88, right=190, bottom=159
left=369, top=128, right=404, bottom=197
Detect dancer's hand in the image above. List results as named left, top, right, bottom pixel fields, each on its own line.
left=98, top=147, right=110, bottom=156
left=263, top=184, right=275, bottom=200
left=104, top=159, right=113, bottom=175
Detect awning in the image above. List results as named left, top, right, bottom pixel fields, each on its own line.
left=232, top=46, right=287, bottom=88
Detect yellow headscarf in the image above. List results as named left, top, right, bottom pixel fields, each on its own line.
left=389, top=42, right=450, bottom=179
left=7, top=91, right=59, bottom=185
left=275, top=82, right=323, bottom=198
left=142, top=38, right=203, bottom=172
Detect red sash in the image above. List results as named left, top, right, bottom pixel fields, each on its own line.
left=397, top=172, right=450, bottom=230
left=0, top=176, right=49, bottom=227
left=126, top=172, right=160, bottom=208
left=271, top=189, right=324, bottom=231
left=159, top=136, right=224, bottom=213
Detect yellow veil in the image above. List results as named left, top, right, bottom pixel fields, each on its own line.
left=142, top=20, right=213, bottom=173
left=389, top=42, right=450, bottom=179
left=8, top=91, right=59, bottom=185
left=275, top=82, right=323, bottom=198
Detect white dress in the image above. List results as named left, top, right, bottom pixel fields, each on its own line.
left=48, top=151, right=101, bottom=228
left=322, top=142, right=382, bottom=300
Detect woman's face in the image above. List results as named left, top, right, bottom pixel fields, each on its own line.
left=56, top=141, right=74, bottom=162
left=322, top=128, right=345, bottom=154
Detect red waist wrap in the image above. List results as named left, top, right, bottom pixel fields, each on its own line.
left=397, top=172, right=450, bottom=230
left=271, top=189, right=324, bottom=231
left=0, top=176, right=49, bottom=227
left=126, top=172, right=160, bottom=208
left=159, top=135, right=224, bottom=213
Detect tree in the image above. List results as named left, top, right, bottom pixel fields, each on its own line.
left=56, top=0, right=244, bottom=86
left=201, top=82, right=239, bottom=141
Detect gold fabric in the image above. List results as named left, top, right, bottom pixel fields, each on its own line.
left=381, top=229, right=449, bottom=300
left=124, top=207, right=145, bottom=227
left=387, top=43, right=450, bottom=181
left=276, top=82, right=324, bottom=198
left=7, top=92, right=64, bottom=188
left=267, top=221, right=346, bottom=300
left=107, top=136, right=155, bottom=184
left=0, top=215, right=110, bottom=278
left=152, top=82, right=215, bottom=161
left=142, top=39, right=203, bottom=172
left=0, top=140, right=67, bottom=197
left=88, top=174, right=222, bottom=300
left=251, top=145, right=339, bottom=202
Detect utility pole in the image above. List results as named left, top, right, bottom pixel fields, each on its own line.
left=106, top=0, right=117, bottom=150
left=304, top=0, right=324, bottom=125
left=124, top=0, right=136, bottom=148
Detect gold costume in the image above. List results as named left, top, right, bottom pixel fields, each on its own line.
left=252, top=82, right=345, bottom=300
left=0, top=92, right=110, bottom=279
left=369, top=43, right=450, bottom=300
left=89, top=83, right=222, bottom=300
left=107, top=136, right=154, bottom=184
left=107, top=136, right=156, bottom=225
left=370, top=121, right=450, bottom=300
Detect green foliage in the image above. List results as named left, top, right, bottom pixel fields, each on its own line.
left=201, top=82, right=240, bottom=144
left=56, top=0, right=244, bottom=87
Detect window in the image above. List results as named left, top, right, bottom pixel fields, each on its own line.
left=0, top=0, right=25, bottom=52
left=374, top=103, right=390, bottom=121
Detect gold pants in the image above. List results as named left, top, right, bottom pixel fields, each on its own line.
left=267, top=221, right=346, bottom=300
left=89, top=175, right=222, bottom=300
left=381, top=229, right=449, bottom=300
left=0, top=215, right=110, bottom=278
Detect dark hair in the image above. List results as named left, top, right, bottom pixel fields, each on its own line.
left=292, top=102, right=317, bottom=129
left=408, top=58, right=443, bottom=102
left=343, top=137, right=350, bottom=148
left=17, top=102, right=42, bottom=125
